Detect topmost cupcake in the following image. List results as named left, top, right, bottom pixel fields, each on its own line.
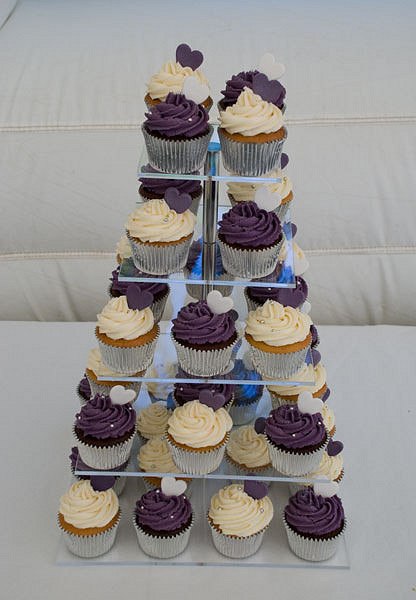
left=145, top=43, right=212, bottom=111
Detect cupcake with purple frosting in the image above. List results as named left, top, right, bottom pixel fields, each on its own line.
left=133, top=476, right=194, bottom=558
left=142, top=92, right=213, bottom=173
left=69, top=447, right=128, bottom=496
left=73, top=391, right=136, bottom=470
left=173, top=375, right=235, bottom=412
left=219, top=70, right=286, bottom=112
left=284, top=485, right=346, bottom=561
left=245, top=275, right=308, bottom=313
left=218, top=201, right=283, bottom=278
left=76, top=375, right=91, bottom=406
left=139, top=164, right=202, bottom=215
left=184, top=238, right=234, bottom=299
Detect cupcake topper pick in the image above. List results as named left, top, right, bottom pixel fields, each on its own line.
left=257, top=53, right=285, bottom=80
left=109, top=385, right=136, bottom=405
left=313, top=479, right=339, bottom=499
left=176, top=43, right=204, bottom=70
left=254, top=185, right=281, bottom=212
left=126, top=284, right=154, bottom=311
left=252, top=72, right=285, bottom=106
left=181, top=76, right=210, bottom=105
left=164, top=187, right=192, bottom=214
left=327, top=439, right=344, bottom=456
left=280, top=153, right=289, bottom=169
left=297, top=391, right=324, bottom=415
left=254, top=417, right=266, bottom=434
left=161, top=476, right=187, bottom=497
left=199, top=389, right=225, bottom=411
left=90, top=475, right=116, bottom=492
left=207, top=290, right=234, bottom=314
left=244, top=476, right=269, bottom=500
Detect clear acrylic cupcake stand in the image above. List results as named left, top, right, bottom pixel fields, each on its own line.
left=56, top=127, right=349, bottom=569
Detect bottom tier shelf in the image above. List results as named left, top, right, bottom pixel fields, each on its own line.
left=56, top=478, right=349, bottom=569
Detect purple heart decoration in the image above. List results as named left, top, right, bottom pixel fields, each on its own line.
left=280, top=153, right=289, bottom=169
left=244, top=477, right=269, bottom=500
left=327, top=439, right=344, bottom=457
left=310, top=324, right=319, bottom=348
left=291, top=223, right=297, bottom=238
left=165, top=187, right=192, bottom=214
left=254, top=417, right=266, bottom=434
left=199, top=389, right=225, bottom=411
left=311, top=348, right=321, bottom=366
left=252, top=73, right=284, bottom=106
left=322, top=387, right=331, bottom=402
left=126, top=284, right=154, bottom=311
left=228, top=309, right=239, bottom=322
left=176, top=43, right=204, bottom=70
left=90, top=475, right=116, bottom=492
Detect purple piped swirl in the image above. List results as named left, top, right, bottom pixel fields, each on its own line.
left=174, top=380, right=234, bottom=405
left=247, top=276, right=308, bottom=308
left=144, top=93, right=209, bottom=138
left=172, top=300, right=236, bottom=345
left=135, top=488, right=192, bottom=532
left=110, top=266, right=168, bottom=297
left=220, top=70, right=286, bottom=108
left=78, top=376, right=91, bottom=401
left=218, top=201, right=282, bottom=248
left=139, top=164, right=201, bottom=196
left=75, top=394, right=136, bottom=439
left=285, top=488, right=345, bottom=536
left=266, top=405, right=326, bottom=449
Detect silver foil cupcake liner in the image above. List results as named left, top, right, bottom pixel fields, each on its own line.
left=151, top=287, right=170, bottom=323
left=218, top=127, right=287, bottom=177
left=141, top=476, right=194, bottom=499
left=133, top=513, right=194, bottom=558
left=58, top=510, right=121, bottom=558
left=74, top=424, right=135, bottom=470
left=248, top=342, right=310, bottom=379
left=208, top=519, right=268, bottom=558
left=127, top=231, right=193, bottom=276
left=142, top=124, right=213, bottom=174
left=167, top=434, right=229, bottom=475
left=228, top=194, right=291, bottom=224
left=184, top=268, right=234, bottom=299
left=86, top=375, right=142, bottom=402
left=217, top=235, right=283, bottom=279
left=266, top=433, right=329, bottom=476
left=171, top=330, right=241, bottom=377
left=229, top=398, right=260, bottom=425
left=284, top=516, right=346, bottom=562
left=269, top=391, right=297, bottom=410
left=244, top=288, right=261, bottom=313
left=96, top=327, right=159, bottom=375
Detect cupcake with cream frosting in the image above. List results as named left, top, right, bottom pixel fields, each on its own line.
left=218, top=86, right=286, bottom=176
left=137, top=437, right=193, bottom=496
left=219, top=69, right=285, bottom=112
left=266, top=361, right=327, bottom=409
left=116, top=234, right=132, bottom=265
left=76, top=375, right=91, bottom=406
left=245, top=299, right=312, bottom=379
left=139, top=164, right=202, bottom=215
left=85, top=347, right=144, bottom=400
left=136, top=402, right=172, bottom=442
left=225, top=421, right=272, bottom=476
left=126, top=197, right=196, bottom=275
left=288, top=439, right=344, bottom=495
left=58, top=480, right=121, bottom=558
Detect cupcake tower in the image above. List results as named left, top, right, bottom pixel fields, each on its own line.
left=60, top=46, right=346, bottom=564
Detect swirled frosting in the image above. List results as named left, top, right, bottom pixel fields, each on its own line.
left=227, top=169, right=292, bottom=202
left=266, top=405, right=326, bottom=449
left=78, top=376, right=91, bottom=401
left=218, top=201, right=282, bottom=248
left=245, top=299, right=312, bottom=347
left=116, top=235, right=132, bottom=259
left=266, top=362, right=327, bottom=396
left=208, top=483, right=273, bottom=537
left=97, top=296, right=154, bottom=341
left=299, top=451, right=343, bottom=485
left=135, top=487, right=192, bottom=532
left=126, top=199, right=195, bottom=243
left=110, top=266, right=168, bottom=298
left=168, top=400, right=232, bottom=448
left=293, top=242, right=309, bottom=276
left=138, top=437, right=180, bottom=474
left=247, top=276, right=307, bottom=309
left=172, top=300, right=236, bottom=345
left=86, top=347, right=125, bottom=378
left=145, top=92, right=209, bottom=138
left=147, top=60, right=209, bottom=101
left=75, top=394, right=136, bottom=439
left=322, top=404, right=335, bottom=433
left=227, top=426, right=270, bottom=468
left=139, top=164, right=201, bottom=196
left=285, top=488, right=344, bottom=536
left=219, top=87, right=283, bottom=136
left=174, top=379, right=234, bottom=405
left=59, top=480, right=119, bottom=529
left=136, top=402, right=172, bottom=439
left=220, top=70, right=285, bottom=108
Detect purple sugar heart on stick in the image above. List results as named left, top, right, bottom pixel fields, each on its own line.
left=327, top=440, right=344, bottom=456
left=291, top=223, right=297, bottom=238
left=280, top=153, right=289, bottom=169
left=176, top=43, right=203, bottom=70
left=90, top=475, right=116, bottom=492
left=244, top=477, right=269, bottom=500
left=252, top=73, right=285, bottom=106
left=254, top=417, right=266, bottom=434
left=164, top=187, right=192, bottom=214
left=199, top=389, right=225, bottom=411
left=126, top=284, right=153, bottom=311
left=311, top=348, right=321, bottom=366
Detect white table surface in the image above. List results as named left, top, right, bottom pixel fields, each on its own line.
left=1, top=321, right=415, bottom=599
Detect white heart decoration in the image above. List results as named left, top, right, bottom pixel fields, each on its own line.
left=297, top=391, right=324, bottom=415
left=258, top=53, right=285, bottom=80
left=314, top=480, right=339, bottom=498
left=109, top=385, right=136, bottom=405
left=254, top=185, right=280, bottom=212
left=301, top=301, right=312, bottom=314
left=182, top=76, right=210, bottom=105
left=161, top=476, right=187, bottom=497
left=207, top=290, right=234, bottom=314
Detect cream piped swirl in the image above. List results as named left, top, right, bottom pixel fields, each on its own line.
left=59, top=480, right=119, bottom=529
left=167, top=400, right=233, bottom=448
left=267, top=362, right=327, bottom=395
left=208, top=483, right=273, bottom=537
left=86, top=347, right=123, bottom=378
left=138, top=437, right=180, bottom=473
left=322, top=404, right=335, bottom=433
left=126, top=199, right=195, bottom=243
left=298, top=451, right=343, bottom=486
left=219, top=87, right=283, bottom=136
left=245, top=299, right=312, bottom=347
left=96, top=296, right=154, bottom=341
left=227, top=169, right=292, bottom=202
left=147, top=60, right=209, bottom=101
left=226, top=426, right=270, bottom=468
left=116, top=234, right=132, bottom=259
left=136, top=402, right=172, bottom=439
